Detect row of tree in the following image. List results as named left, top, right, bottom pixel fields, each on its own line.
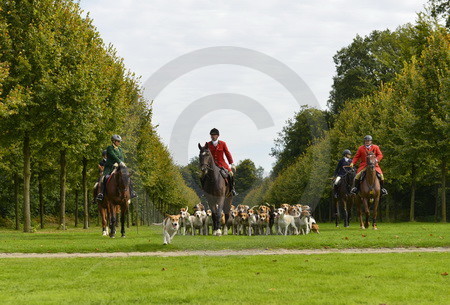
left=244, top=12, right=449, bottom=222
left=0, top=0, right=199, bottom=231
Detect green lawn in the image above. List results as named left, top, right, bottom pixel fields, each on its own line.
left=0, top=253, right=449, bottom=305
left=0, top=222, right=448, bottom=253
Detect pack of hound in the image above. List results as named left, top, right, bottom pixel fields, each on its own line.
left=163, top=203, right=319, bottom=244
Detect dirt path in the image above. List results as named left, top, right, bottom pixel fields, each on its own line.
left=1, top=247, right=449, bottom=258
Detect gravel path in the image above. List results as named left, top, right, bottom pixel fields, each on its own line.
left=1, top=247, right=449, bottom=258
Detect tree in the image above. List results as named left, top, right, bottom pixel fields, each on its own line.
left=270, top=106, right=328, bottom=176
left=429, top=0, right=450, bottom=28
left=328, top=24, right=432, bottom=114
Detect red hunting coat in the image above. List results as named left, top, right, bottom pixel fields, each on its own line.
left=352, top=144, right=383, bottom=174
left=207, top=140, right=234, bottom=172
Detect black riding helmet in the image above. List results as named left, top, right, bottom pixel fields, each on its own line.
left=342, top=149, right=351, bottom=156
left=364, top=135, right=372, bottom=141
left=210, top=128, right=219, bottom=135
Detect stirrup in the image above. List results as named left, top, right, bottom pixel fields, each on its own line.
left=381, top=188, right=388, bottom=196
left=334, top=192, right=339, bottom=199
left=131, top=191, right=137, bottom=199
left=231, top=189, right=238, bottom=196
left=96, top=193, right=104, bottom=201
left=350, top=187, right=358, bottom=194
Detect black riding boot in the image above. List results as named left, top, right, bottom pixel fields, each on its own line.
left=350, top=179, right=360, bottom=194
left=96, top=177, right=105, bottom=202
left=230, top=175, right=238, bottom=196
left=380, top=179, right=388, bottom=196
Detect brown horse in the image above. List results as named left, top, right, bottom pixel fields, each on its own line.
left=94, top=184, right=120, bottom=236
left=104, top=165, right=131, bottom=238
left=355, top=152, right=381, bottom=230
left=198, top=143, right=233, bottom=236
left=334, top=166, right=355, bottom=227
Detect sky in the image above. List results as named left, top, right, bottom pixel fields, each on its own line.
left=79, top=0, right=426, bottom=174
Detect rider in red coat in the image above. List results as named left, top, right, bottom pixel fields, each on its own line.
left=208, top=128, right=237, bottom=196
left=350, top=135, right=387, bottom=195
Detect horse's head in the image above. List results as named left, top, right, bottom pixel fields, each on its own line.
left=198, top=143, right=212, bottom=175
left=366, top=152, right=377, bottom=170
left=117, top=164, right=131, bottom=196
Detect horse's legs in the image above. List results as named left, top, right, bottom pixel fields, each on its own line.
left=335, top=198, right=340, bottom=227
left=101, top=207, right=108, bottom=236
left=108, top=202, right=116, bottom=238
left=363, top=198, right=370, bottom=229
left=356, top=197, right=364, bottom=229
left=372, top=196, right=379, bottom=230
left=343, top=199, right=349, bottom=228
left=121, top=207, right=126, bottom=237
left=212, top=197, right=225, bottom=236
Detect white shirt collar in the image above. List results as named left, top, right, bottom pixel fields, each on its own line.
left=212, top=139, right=219, bottom=146
left=344, top=157, right=350, bottom=162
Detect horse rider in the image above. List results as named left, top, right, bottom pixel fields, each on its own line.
left=207, top=128, right=238, bottom=196
left=333, top=149, right=352, bottom=198
left=350, top=135, right=388, bottom=196
left=96, top=134, right=136, bottom=202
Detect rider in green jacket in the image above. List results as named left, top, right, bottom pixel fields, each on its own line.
left=96, top=135, right=136, bottom=201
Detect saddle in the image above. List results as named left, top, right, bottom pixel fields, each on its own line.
left=219, top=167, right=229, bottom=182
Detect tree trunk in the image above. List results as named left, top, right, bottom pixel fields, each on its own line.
left=385, top=196, right=390, bottom=222
left=59, top=149, right=67, bottom=230
left=75, top=189, right=79, bottom=227
left=14, top=173, right=20, bottom=230
left=23, top=134, right=31, bottom=233
left=410, top=165, right=416, bottom=222
left=38, top=173, right=44, bottom=229
left=441, top=159, right=447, bottom=223
left=135, top=195, right=139, bottom=230
left=82, top=157, right=89, bottom=229
left=434, top=184, right=439, bottom=222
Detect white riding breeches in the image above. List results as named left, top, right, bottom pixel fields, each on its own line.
left=334, top=176, right=341, bottom=185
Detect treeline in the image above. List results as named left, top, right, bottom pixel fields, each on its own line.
left=0, top=0, right=199, bottom=231
left=245, top=13, right=449, bottom=222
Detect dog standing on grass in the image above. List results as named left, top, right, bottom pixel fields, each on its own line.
left=163, top=214, right=181, bottom=245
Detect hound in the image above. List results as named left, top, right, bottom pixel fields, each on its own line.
left=192, top=210, right=206, bottom=235
left=179, top=207, right=192, bottom=236
left=163, top=214, right=181, bottom=245
left=258, top=212, right=270, bottom=235
left=248, top=209, right=259, bottom=236
left=277, top=208, right=298, bottom=235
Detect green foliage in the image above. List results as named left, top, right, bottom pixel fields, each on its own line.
left=0, top=0, right=198, bottom=224
left=429, top=0, right=450, bottom=28
left=270, top=106, right=329, bottom=176
left=263, top=18, right=449, bottom=221
left=327, top=22, right=432, bottom=114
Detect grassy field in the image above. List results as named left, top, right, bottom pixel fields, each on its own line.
left=0, top=222, right=448, bottom=253
left=0, top=252, right=449, bottom=305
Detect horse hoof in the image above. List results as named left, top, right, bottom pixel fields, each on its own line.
left=102, top=232, right=107, bottom=236
left=110, top=235, right=115, bottom=238
left=373, top=227, right=378, bottom=230
left=163, top=242, right=167, bottom=245
left=360, top=226, right=365, bottom=230
left=121, top=235, right=126, bottom=238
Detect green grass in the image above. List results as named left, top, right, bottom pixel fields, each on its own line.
left=0, top=222, right=448, bottom=253
left=0, top=253, right=449, bottom=304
